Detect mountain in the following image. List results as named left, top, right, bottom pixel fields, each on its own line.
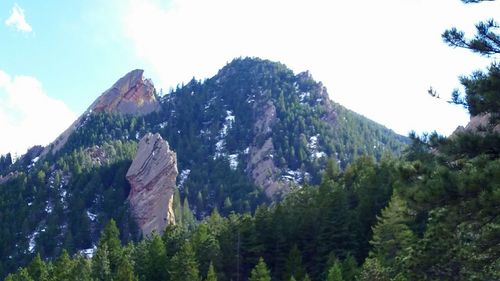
left=0, top=57, right=407, bottom=277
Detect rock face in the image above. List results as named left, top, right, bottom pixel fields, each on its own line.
left=89, top=69, right=160, bottom=115
left=42, top=69, right=160, bottom=156
left=126, top=133, right=177, bottom=237
left=247, top=99, right=290, bottom=198
left=453, top=113, right=500, bottom=136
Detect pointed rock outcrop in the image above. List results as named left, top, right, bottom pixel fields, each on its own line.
left=126, top=133, right=177, bottom=237
left=89, top=69, right=159, bottom=115
left=42, top=69, right=160, bottom=156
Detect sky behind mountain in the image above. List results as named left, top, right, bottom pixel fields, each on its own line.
left=1, top=0, right=498, bottom=156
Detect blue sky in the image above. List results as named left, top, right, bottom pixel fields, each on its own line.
left=0, top=0, right=498, bottom=155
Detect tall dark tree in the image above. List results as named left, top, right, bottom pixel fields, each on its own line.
left=283, top=245, right=306, bottom=281
left=98, top=219, right=123, bottom=275
left=248, top=257, right=271, bottom=281
left=169, top=241, right=200, bottom=281
left=26, top=254, right=48, bottom=281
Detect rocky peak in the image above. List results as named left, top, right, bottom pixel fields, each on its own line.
left=89, top=69, right=160, bottom=115
left=42, top=70, right=160, bottom=156
left=126, top=133, right=178, bottom=237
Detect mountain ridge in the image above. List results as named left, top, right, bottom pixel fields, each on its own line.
left=0, top=57, right=408, bottom=277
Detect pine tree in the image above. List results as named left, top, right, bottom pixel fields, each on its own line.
left=71, top=254, right=92, bottom=281
left=98, top=219, right=122, bottom=275
left=145, top=233, right=167, bottom=281
left=7, top=268, right=33, bottom=281
left=173, top=189, right=183, bottom=225
left=357, top=258, right=389, bottom=281
left=341, top=254, right=358, bottom=281
left=369, top=193, right=415, bottom=272
left=169, top=241, right=200, bottom=281
left=182, top=197, right=196, bottom=229
left=249, top=257, right=271, bottom=281
left=326, top=260, right=343, bottom=281
left=27, top=254, right=48, bottom=281
left=52, top=249, right=73, bottom=281
left=115, top=255, right=137, bottom=281
left=204, top=262, right=217, bottom=281
left=92, top=243, right=112, bottom=281
left=316, top=181, right=351, bottom=272
left=283, top=244, right=306, bottom=281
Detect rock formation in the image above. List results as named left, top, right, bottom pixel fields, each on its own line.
left=89, top=69, right=159, bottom=115
left=42, top=69, right=160, bottom=156
left=247, top=99, right=290, bottom=198
left=126, top=133, right=178, bottom=237
left=453, top=113, right=500, bottom=135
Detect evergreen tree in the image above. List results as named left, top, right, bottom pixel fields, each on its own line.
left=145, top=233, right=167, bottom=281
left=249, top=257, right=271, bottom=281
left=27, top=254, right=48, bottom=281
left=91, top=243, right=112, bottom=281
left=357, top=258, right=390, bottom=281
left=98, top=219, right=123, bottom=275
left=443, top=2, right=500, bottom=56
left=6, top=268, right=33, bottom=281
left=204, top=262, right=217, bottom=281
left=169, top=241, right=200, bottom=281
left=316, top=180, right=351, bottom=271
left=325, top=260, right=343, bottom=281
left=182, top=197, right=196, bottom=229
left=52, top=250, right=73, bottom=281
left=340, top=254, right=358, bottom=281
left=369, top=193, right=415, bottom=273
left=71, top=255, right=92, bottom=281
left=115, top=255, right=137, bottom=281
left=283, top=245, right=306, bottom=281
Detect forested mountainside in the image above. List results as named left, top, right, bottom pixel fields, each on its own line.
left=5, top=59, right=499, bottom=281
left=5, top=110, right=499, bottom=281
left=0, top=57, right=407, bottom=278
left=3, top=0, right=499, bottom=280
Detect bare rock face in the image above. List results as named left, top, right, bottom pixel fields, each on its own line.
left=126, top=133, right=177, bottom=237
left=89, top=69, right=160, bottom=115
left=247, top=100, right=290, bottom=198
left=453, top=113, right=500, bottom=136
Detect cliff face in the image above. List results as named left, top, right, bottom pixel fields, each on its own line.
left=42, top=69, right=160, bottom=156
left=126, top=133, right=178, bottom=237
left=247, top=100, right=289, bottom=198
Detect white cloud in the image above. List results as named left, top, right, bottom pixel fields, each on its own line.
left=0, top=70, right=76, bottom=156
left=5, top=4, right=32, bottom=33
left=122, top=0, right=498, bottom=136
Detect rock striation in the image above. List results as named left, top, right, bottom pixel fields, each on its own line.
left=126, top=133, right=178, bottom=237
left=89, top=69, right=159, bottom=115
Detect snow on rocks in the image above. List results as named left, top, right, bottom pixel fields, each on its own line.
left=179, top=169, right=191, bottom=187
left=308, top=134, right=326, bottom=159
left=228, top=154, right=238, bottom=170
left=87, top=210, right=97, bottom=222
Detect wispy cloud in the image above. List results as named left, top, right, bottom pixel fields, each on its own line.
left=5, top=4, right=32, bottom=33
left=0, top=70, right=75, bottom=156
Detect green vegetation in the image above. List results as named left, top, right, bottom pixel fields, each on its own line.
left=2, top=1, right=497, bottom=279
